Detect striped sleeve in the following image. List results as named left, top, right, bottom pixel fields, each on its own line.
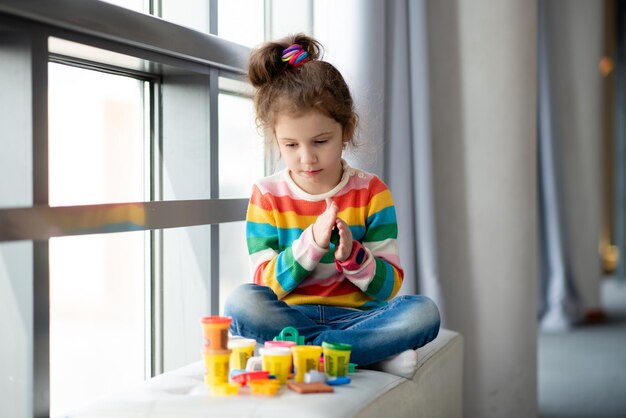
left=246, top=185, right=326, bottom=299
left=342, top=178, right=404, bottom=302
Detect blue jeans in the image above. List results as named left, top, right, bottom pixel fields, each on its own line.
left=223, top=283, right=441, bottom=366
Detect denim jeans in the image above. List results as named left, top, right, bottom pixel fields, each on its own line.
left=223, top=283, right=441, bottom=366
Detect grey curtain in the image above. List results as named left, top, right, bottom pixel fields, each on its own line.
left=537, top=0, right=607, bottom=330
left=382, top=0, right=444, bottom=318
left=537, top=1, right=581, bottom=330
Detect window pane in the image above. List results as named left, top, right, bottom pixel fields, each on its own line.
left=270, top=0, right=313, bottom=38
left=218, top=93, right=264, bottom=198
left=217, top=0, right=264, bottom=47
left=163, top=225, right=211, bottom=371
left=218, top=92, right=264, bottom=308
left=219, top=221, right=249, bottom=311
left=49, top=232, right=147, bottom=416
left=219, top=94, right=265, bottom=309
left=160, top=0, right=264, bottom=46
left=48, top=63, right=148, bottom=415
left=161, top=0, right=211, bottom=33
left=48, top=63, right=146, bottom=206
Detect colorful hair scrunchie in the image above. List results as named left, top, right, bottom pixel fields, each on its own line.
left=281, top=44, right=310, bottom=68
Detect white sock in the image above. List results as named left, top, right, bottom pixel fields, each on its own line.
left=368, top=350, right=419, bottom=379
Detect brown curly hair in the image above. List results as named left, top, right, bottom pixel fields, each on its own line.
left=247, top=33, right=358, bottom=145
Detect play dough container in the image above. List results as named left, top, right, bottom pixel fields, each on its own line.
left=322, top=342, right=352, bottom=378
left=201, top=316, right=231, bottom=350
left=259, top=347, right=292, bottom=384
left=291, top=345, right=322, bottom=383
left=203, top=349, right=231, bottom=386
left=228, top=338, right=256, bottom=370
left=248, top=379, right=282, bottom=396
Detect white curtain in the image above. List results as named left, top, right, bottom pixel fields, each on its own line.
left=538, top=0, right=605, bottom=330
left=537, top=0, right=581, bottom=330
left=314, top=0, right=445, bottom=322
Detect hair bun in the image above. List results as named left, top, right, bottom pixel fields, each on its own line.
left=247, top=33, right=322, bottom=88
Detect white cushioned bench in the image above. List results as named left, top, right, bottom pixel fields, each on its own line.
left=65, top=329, right=462, bottom=418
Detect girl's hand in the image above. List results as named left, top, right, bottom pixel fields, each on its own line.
left=312, top=198, right=339, bottom=248
left=334, top=218, right=353, bottom=262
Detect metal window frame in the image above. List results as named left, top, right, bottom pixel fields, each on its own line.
left=0, top=0, right=251, bottom=416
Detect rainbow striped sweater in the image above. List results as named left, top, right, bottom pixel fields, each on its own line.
left=246, top=162, right=404, bottom=310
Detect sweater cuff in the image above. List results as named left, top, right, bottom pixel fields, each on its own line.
left=335, top=241, right=367, bottom=272
left=292, top=226, right=327, bottom=270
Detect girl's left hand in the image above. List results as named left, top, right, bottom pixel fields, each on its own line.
left=334, top=218, right=353, bottom=262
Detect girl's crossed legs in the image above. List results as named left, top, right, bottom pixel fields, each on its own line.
left=223, top=283, right=441, bottom=366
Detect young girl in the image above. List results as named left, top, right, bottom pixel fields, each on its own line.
left=224, top=34, right=440, bottom=376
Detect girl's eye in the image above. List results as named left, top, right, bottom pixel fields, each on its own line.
left=284, top=143, right=297, bottom=148
left=315, top=140, right=328, bottom=145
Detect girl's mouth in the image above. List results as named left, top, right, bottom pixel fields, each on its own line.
left=303, top=169, right=322, bottom=177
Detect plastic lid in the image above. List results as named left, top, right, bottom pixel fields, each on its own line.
left=259, top=347, right=292, bottom=356
left=322, top=341, right=352, bottom=351
left=201, top=315, right=232, bottom=324
left=228, top=338, right=257, bottom=348
left=264, top=340, right=296, bottom=348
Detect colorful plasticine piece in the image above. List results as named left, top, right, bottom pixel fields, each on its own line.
left=273, top=326, right=305, bottom=345
left=326, top=376, right=351, bottom=386
left=287, top=381, right=334, bottom=394
left=231, top=370, right=271, bottom=386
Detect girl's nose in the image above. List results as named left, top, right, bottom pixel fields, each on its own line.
left=301, top=147, right=317, bottom=164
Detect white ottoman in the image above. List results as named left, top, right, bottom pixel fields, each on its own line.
left=66, top=329, right=463, bottom=418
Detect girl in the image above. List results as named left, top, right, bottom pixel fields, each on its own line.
left=224, top=34, right=440, bottom=377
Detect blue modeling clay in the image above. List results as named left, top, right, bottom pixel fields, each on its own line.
left=326, top=376, right=351, bottom=386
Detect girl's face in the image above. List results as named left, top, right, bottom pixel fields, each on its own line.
left=274, top=110, right=346, bottom=195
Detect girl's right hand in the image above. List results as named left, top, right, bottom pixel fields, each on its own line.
left=312, top=197, right=338, bottom=248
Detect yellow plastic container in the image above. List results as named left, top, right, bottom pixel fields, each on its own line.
left=259, top=347, right=292, bottom=384
left=209, top=382, right=240, bottom=396
left=248, top=379, right=281, bottom=396
left=322, top=342, right=352, bottom=378
left=291, top=345, right=322, bottom=383
left=228, top=338, right=256, bottom=370
left=201, top=316, right=231, bottom=350
left=203, top=349, right=231, bottom=386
